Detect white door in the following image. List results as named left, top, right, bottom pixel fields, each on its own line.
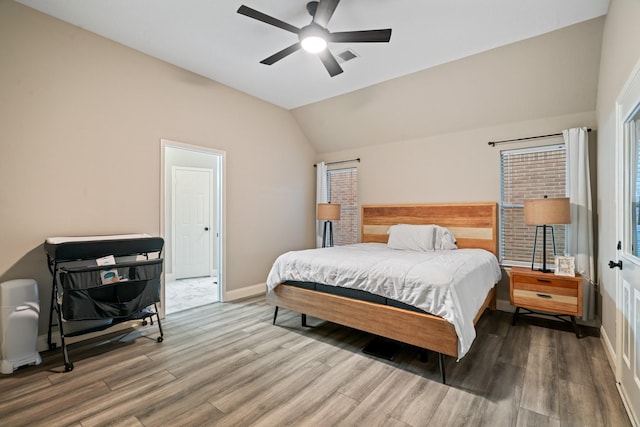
left=173, top=166, right=213, bottom=279
left=615, top=65, right=640, bottom=425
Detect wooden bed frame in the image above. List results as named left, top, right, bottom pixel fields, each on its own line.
left=267, top=202, right=499, bottom=382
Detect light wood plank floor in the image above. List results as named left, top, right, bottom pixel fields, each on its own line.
left=0, top=297, right=631, bottom=427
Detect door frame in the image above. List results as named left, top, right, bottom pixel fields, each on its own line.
left=614, top=57, right=640, bottom=426
left=160, top=139, right=227, bottom=317
left=171, top=165, right=214, bottom=280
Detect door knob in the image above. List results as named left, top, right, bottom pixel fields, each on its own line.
left=204, top=227, right=209, bottom=231
left=608, top=260, right=622, bottom=270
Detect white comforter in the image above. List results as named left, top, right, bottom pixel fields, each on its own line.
left=266, top=243, right=502, bottom=359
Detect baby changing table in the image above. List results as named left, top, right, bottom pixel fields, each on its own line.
left=45, top=234, right=165, bottom=372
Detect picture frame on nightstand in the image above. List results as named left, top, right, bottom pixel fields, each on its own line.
left=554, top=255, right=575, bottom=276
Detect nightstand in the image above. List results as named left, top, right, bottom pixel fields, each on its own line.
left=509, top=266, right=583, bottom=338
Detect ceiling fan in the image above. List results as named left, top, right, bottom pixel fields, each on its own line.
left=237, top=0, right=392, bottom=77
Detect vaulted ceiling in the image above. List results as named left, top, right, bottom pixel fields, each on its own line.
left=15, top=0, right=609, bottom=152
left=16, top=1, right=608, bottom=109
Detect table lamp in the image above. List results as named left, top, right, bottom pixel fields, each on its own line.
left=317, top=203, right=341, bottom=247
left=524, top=196, right=571, bottom=273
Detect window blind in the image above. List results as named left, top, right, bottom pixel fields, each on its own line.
left=500, top=144, right=567, bottom=264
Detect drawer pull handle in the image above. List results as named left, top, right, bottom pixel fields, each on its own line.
left=537, top=279, right=552, bottom=283
left=536, top=293, right=552, bottom=299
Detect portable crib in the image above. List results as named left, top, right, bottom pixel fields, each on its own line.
left=45, top=235, right=165, bottom=372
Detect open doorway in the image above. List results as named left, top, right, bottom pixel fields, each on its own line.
left=161, top=139, right=224, bottom=315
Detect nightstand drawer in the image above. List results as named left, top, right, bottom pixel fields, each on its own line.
left=511, top=276, right=578, bottom=298
left=512, top=274, right=579, bottom=292
left=512, top=289, right=579, bottom=315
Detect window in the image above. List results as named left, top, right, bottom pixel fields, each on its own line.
left=327, top=167, right=358, bottom=245
left=500, top=144, right=567, bottom=266
left=632, top=117, right=640, bottom=257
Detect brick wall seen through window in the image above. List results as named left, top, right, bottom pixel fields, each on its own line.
left=501, top=145, right=567, bottom=266
left=327, top=167, right=358, bottom=246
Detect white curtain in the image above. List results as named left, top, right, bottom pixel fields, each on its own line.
left=564, top=127, right=596, bottom=321
left=316, top=162, right=328, bottom=248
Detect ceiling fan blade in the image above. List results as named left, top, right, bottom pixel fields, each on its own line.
left=313, top=0, right=340, bottom=27
left=330, top=29, right=392, bottom=43
left=260, top=43, right=302, bottom=65
left=318, top=49, right=343, bottom=77
left=237, top=5, right=300, bottom=34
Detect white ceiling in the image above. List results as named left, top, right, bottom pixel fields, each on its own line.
left=16, top=0, right=610, bottom=110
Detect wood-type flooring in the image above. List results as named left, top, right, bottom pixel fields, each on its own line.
left=0, top=297, right=631, bottom=426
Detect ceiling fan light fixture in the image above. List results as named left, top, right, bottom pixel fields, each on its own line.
left=299, top=25, right=329, bottom=53
left=238, top=0, right=392, bottom=76
left=301, top=35, right=327, bottom=53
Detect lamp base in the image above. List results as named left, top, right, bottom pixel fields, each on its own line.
left=322, top=220, right=334, bottom=248
left=531, top=225, right=557, bottom=274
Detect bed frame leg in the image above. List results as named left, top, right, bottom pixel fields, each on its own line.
left=301, top=313, right=307, bottom=327
left=272, top=307, right=279, bottom=325
left=438, top=353, right=446, bottom=384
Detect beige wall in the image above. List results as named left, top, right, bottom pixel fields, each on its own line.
left=596, top=0, right=640, bottom=353
left=318, top=112, right=596, bottom=205
left=0, top=1, right=316, bottom=333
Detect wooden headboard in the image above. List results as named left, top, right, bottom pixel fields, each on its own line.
left=361, top=203, right=498, bottom=256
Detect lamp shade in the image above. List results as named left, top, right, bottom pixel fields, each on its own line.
left=317, top=203, right=341, bottom=221
left=524, top=197, right=571, bottom=225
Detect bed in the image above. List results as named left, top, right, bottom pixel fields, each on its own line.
left=266, top=203, right=501, bottom=383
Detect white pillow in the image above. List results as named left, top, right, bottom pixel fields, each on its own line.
left=434, top=225, right=458, bottom=250
left=387, top=224, right=436, bottom=251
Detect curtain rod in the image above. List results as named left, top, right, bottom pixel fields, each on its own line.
left=314, top=158, right=360, bottom=167
left=488, top=128, right=592, bottom=147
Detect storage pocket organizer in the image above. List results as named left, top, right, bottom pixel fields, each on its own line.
left=59, top=259, right=163, bottom=321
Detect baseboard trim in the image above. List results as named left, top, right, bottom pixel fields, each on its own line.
left=616, top=382, right=640, bottom=427
left=605, top=325, right=640, bottom=427
left=600, top=325, right=616, bottom=372
left=223, top=282, right=265, bottom=302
